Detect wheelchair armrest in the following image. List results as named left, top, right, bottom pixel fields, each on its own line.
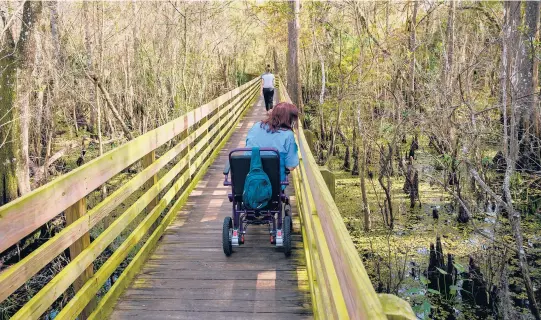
left=281, top=169, right=290, bottom=186
left=223, top=161, right=231, bottom=186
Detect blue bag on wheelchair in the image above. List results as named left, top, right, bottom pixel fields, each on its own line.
left=243, top=147, right=272, bottom=209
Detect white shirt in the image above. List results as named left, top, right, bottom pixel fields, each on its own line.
left=261, top=73, right=275, bottom=89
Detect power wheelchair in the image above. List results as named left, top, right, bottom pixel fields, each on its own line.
left=222, top=148, right=292, bottom=257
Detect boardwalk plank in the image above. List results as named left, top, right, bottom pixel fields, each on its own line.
left=136, top=270, right=307, bottom=280
left=111, top=310, right=312, bottom=320
left=115, top=299, right=311, bottom=312
left=121, top=288, right=310, bottom=300
left=131, top=278, right=309, bottom=290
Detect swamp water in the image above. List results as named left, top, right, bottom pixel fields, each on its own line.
left=333, top=157, right=541, bottom=319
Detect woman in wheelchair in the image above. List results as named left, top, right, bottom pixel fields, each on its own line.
left=246, top=102, right=300, bottom=185
left=222, top=102, right=299, bottom=257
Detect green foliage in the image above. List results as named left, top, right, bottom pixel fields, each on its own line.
left=412, top=300, right=432, bottom=319
left=510, top=172, right=523, bottom=189
left=438, top=153, right=458, bottom=171
left=448, top=285, right=459, bottom=296
left=302, top=113, right=313, bottom=130
left=406, top=287, right=423, bottom=295
left=452, top=262, right=465, bottom=273
left=235, top=71, right=250, bottom=86
left=435, top=267, right=448, bottom=275
left=481, top=156, right=493, bottom=167
left=406, top=276, right=433, bottom=319
left=427, top=288, right=441, bottom=295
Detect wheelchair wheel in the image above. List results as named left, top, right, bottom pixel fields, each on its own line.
left=222, top=217, right=233, bottom=256
left=284, top=204, right=293, bottom=231
left=283, top=216, right=292, bottom=257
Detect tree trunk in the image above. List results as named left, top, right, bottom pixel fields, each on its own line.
left=0, top=1, right=43, bottom=202
left=34, top=3, right=58, bottom=171
left=327, top=108, right=342, bottom=162
left=352, top=126, right=359, bottom=175
left=352, top=8, right=370, bottom=230
left=442, top=0, right=455, bottom=97
left=84, top=1, right=97, bottom=134
left=49, top=1, right=62, bottom=65
left=16, top=1, right=44, bottom=196
left=32, top=20, right=45, bottom=169
left=503, top=2, right=541, bottom=318
left=17, top=79, right=32, bottom=196
left=378, top=144, right=394, bottom=229
left=517, top=0, right=540, bottom=169
left=527, top=1, right=541, bottom=145
left=93, top=75, right=134, bottom=140
left=96, top=2, right=107, bottom=199
left=360, top=147, right=371, bottom=231
left=45, top=0, right=61, bottom=160
left=408, top=0, right=418, bottom=110
left=273, top=46, right=280, bottom=75
left=287, top=0, right=302, bottom=110
left=96, top=82, right=107, bottom=199
left=343, top=145, right=351, bottom=171
left=328, top=25, right=345, bottom=162
left=0, top=48, right=20, bottom=205
left=314, top=31, right=326, bottom=143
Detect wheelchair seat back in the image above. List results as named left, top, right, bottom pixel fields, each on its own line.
left=229, top=152, right=281, bottom=208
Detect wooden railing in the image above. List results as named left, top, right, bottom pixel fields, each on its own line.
left=277, top=79, right=416, bottom=320
left=0, top=78, right=260, bottom=320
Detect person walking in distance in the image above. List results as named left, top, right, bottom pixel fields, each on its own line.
left=261, top=65, right=275, bottom=113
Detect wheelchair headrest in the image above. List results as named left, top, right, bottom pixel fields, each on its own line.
left=228, top=148, right=281, bottom=199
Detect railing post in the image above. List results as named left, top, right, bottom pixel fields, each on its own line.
left=183, top=125, right=192, bottom=186
left=188, top=125, right=194, bottom=181
left=142, top=150, right=158, bottom=212
left=65, top=198, right=96, bottom=319
left=217, top=99, right=222, bottom=131
left=319, top=167, right=335, bottom=199
left=201, top=107, right=210, bottom=162
left=303, top=129, right=316, bottom=154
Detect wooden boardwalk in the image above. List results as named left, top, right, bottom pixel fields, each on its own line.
left=110, top=97, right=312, bottom=319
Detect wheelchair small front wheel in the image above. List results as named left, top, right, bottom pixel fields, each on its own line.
left=283, top=216, right=292, bottom=257
left=222, top=217, right=233, bottom=256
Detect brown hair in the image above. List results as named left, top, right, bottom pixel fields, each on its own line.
left=261, top=102, right=299, bottom=133
left=266, top=64, right=271, bottom=73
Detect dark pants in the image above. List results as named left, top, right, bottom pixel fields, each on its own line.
left=263, top=88, right=274, bottom=111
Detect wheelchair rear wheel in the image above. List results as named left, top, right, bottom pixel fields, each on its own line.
left=284, top=204, right=293, bottom=231
left=283, top=216, right=292, bottom=257
left=222, top=217, right=233, bottom=256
